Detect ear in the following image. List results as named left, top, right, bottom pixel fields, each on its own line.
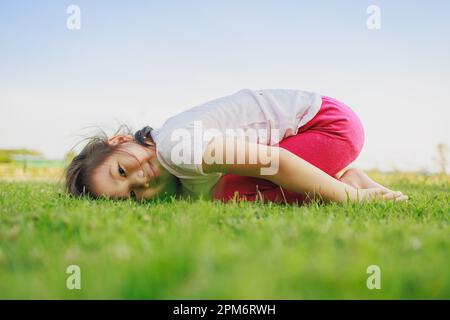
left=107, top=135, right=133, bottom=146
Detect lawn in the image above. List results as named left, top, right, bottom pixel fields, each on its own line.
left=0, top=170, right=448, bottom=299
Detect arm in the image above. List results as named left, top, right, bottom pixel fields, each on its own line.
left=202, top=137, right=361, bottom=203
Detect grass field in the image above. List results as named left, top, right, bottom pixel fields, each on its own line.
left=0, top=165, right=449, bottom=299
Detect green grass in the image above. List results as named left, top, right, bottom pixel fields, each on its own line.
left=0, top=173, right=448, bottom=299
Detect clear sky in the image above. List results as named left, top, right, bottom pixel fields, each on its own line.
left=1, top=0, right=449, bottom=171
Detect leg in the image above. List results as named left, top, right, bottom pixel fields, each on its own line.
left=211, top=96, right=366, bottom=204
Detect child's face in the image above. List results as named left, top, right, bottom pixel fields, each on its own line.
left=90, top=135, right=168, bottom=200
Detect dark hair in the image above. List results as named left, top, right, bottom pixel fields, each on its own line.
left=134, top=125, right=154, bottom=147
left=65, top=126, right=154, bottom=198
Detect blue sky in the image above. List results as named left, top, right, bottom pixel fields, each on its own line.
left=1, top=0, right=449, bottom=171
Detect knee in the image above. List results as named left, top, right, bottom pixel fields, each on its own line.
left=345, top=117, right=365, bottom=160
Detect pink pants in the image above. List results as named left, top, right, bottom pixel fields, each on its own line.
left=211, top=96, right=365, bottom=204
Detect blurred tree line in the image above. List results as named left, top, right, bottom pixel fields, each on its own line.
left=0, top=149, right=42, bottom=163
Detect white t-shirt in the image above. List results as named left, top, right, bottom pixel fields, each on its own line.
left=151, top=88, right=322, bottom=198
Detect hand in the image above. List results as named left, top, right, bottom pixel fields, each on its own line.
left=359, top=187, right=408, bottom=202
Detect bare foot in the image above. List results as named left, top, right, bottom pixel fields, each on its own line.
left=360, top=187, right=409, bottom=202
left=339, top=168, right=408, bottom=201
left=338, top=168, right=383, bottom=189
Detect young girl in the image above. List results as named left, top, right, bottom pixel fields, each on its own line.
left=66, top=89, right=408, bottom=204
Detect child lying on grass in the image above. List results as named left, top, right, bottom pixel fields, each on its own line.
left=65, top=89, right=408, bottom=204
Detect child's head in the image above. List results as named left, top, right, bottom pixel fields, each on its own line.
left=65, top=126, right=171, bottom=201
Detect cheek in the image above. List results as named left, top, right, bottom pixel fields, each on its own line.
left=91, top=166, right=122, bottom=198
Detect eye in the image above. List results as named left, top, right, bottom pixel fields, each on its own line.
left=118, top=164, right=126, bottom=177
left=130, top=190, right=137, bottom=200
